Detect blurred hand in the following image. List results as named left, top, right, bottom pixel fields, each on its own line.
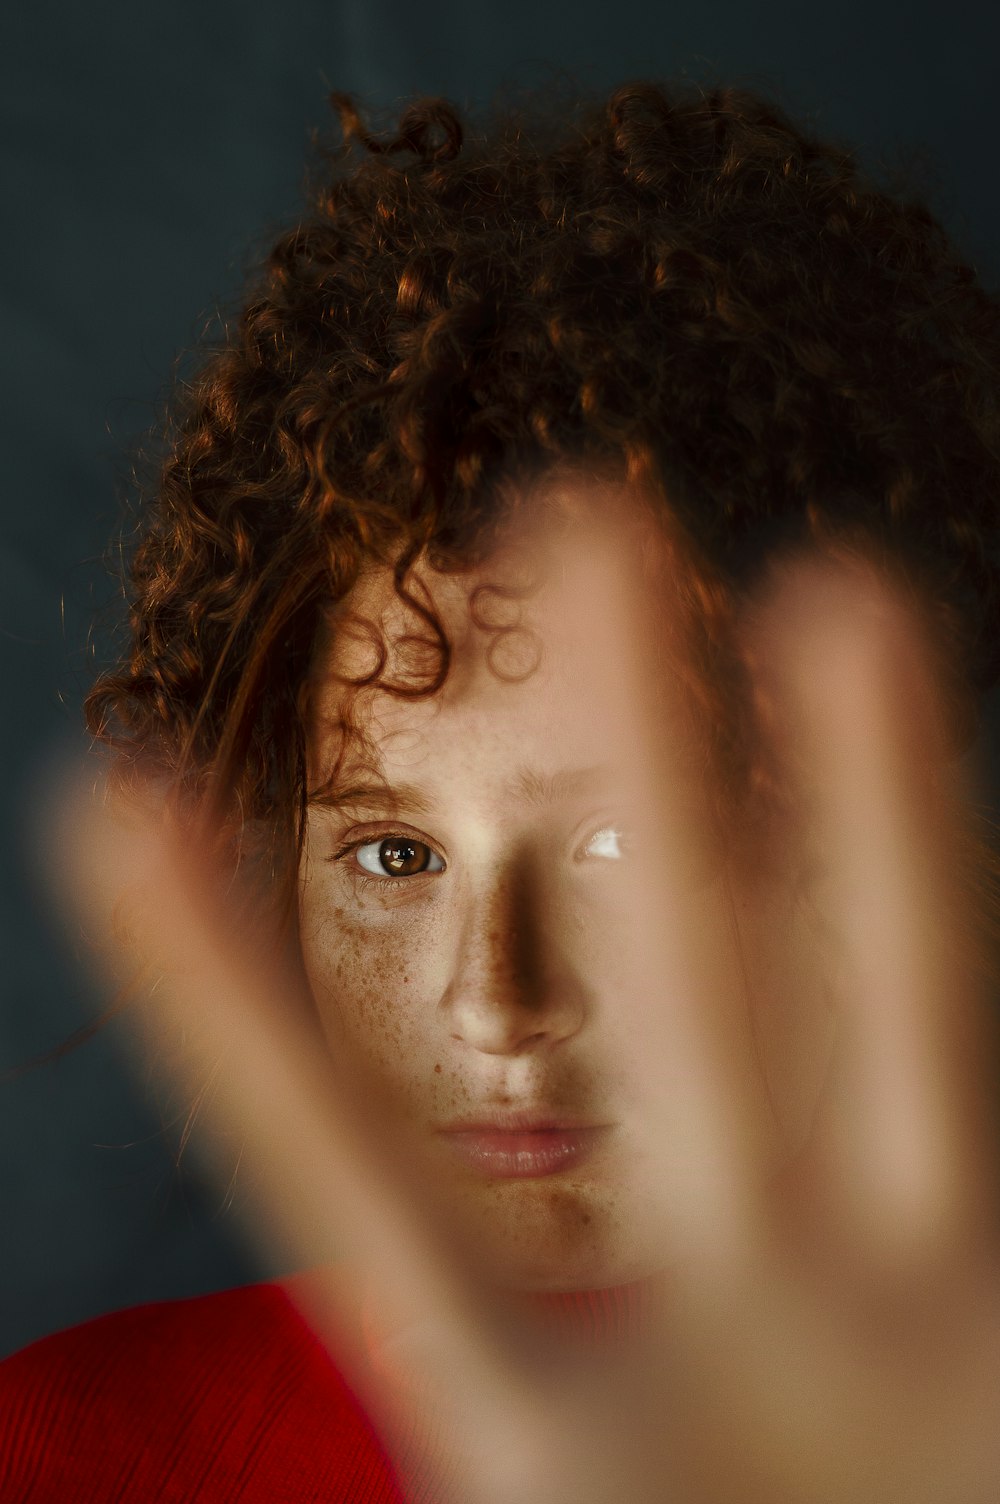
left=58, top=553, right=1000, bottom=1504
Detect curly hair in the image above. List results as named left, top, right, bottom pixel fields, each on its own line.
left=86, top=79, right=1000, bottom=914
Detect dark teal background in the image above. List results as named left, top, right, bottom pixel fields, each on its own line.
left=3, top=0, right=999, bottom=1357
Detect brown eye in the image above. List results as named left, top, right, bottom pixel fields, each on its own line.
left=355, top=837, right=445, bottom=877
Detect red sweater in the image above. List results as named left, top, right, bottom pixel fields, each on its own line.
left=0, top=1276, right=651, bottom=1502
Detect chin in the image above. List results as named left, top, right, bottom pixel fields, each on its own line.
left=461, top=1177, right=662, bottom=1293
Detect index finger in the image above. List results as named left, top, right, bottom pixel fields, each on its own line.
left=54, top=769, right=559, bottom=1503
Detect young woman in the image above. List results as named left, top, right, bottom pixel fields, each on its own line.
left=2, top=80, right=999, bottom=1502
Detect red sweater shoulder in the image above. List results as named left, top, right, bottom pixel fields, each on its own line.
left=0, top=1282, right=405, bottom=1504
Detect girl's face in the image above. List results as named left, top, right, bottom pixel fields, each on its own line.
left=297, top=506, right=833, bottom=1291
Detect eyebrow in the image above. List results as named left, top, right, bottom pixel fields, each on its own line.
left=505, top=764, right=613, bottom=807
left=309, top=781, right=436, bottom=816
left=309, top=764, right=613, bottom=816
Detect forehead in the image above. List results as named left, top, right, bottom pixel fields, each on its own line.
left=305, top=501, right=655, bottom=797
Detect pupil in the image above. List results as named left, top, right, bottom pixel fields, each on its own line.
left=379, top=838, right=427, bottom=876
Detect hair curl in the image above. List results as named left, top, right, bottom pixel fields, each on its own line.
left=86, top=79, right=1000, bottom=914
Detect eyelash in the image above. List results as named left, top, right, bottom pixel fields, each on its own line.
left=328, top=820, right=628, bottom=890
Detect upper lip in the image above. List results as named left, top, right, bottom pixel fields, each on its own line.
left=439, top=1108, right=608, bottom=1133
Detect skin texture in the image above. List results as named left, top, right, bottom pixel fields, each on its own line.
left=297, top=500, right=835, bottom=1292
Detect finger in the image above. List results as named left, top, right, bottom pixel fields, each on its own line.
left=557, top=520, right=778, bottom=1267
left=761, top=560, right=997, bottom=1261
left=49, top=768, right=569, bottom=1503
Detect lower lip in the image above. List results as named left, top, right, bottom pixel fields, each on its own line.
left=440, top=1127, right=608, bottom=1179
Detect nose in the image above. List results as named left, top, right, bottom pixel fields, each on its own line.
left=440, top=847, right=587, bottom=1056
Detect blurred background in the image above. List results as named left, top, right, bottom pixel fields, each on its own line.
left=3, top=0, right=999, bottom=1358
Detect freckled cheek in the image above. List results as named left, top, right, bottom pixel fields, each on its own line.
left=298, top=892, right=453, bottom=1109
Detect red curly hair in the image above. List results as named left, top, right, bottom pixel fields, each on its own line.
left=86, top=80, right=1000, bottom=912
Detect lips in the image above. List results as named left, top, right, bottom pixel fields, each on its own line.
left=438, top=1110, right=610, bottom=1179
